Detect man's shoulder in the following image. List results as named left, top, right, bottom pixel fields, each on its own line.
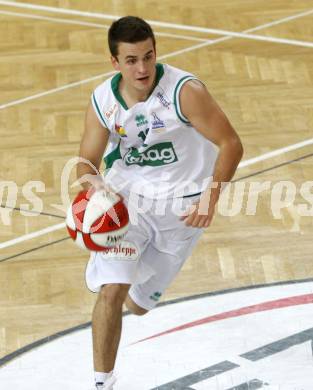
left=161, top=63, right=191, bottom=76
left=159, top=63, right=196, bottom=89
left=93, top=73, right=116, bottom=96
left=91, top=74, right=119, bottom=128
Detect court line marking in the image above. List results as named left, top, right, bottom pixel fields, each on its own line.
left=238, top=138, right=313, bottom=168
left=133, top=293, right=313, bottom=344
left=0, top=5, right=312, bottom=110
left=0, top=72, right=116, bottom=110
left=0, top=40, right=211, bottom=110
left=0, top=1, right=313, bottom=48
left=0, top=0, right=121, bottom=20
left=0, top=222, right=66, bottom=250
left=0, top=8, right=111, bottom=27
left=0, top=32, right=311, bottom=110
left=0, top=9, right=111, bottom=27
left=155, top=31, right=209, bottom=42
left=0, top=236, right=69, bottom=263
left=0, top=204, right=64, bottom=219
left=235, top=152, right=313, bottom=183
left=0, top=0, right=313, bottom=36
left=0, top=39, right=214, bottom=110
left=1, top=279, right=312, bottom=367
left=1, top=137, right=313, bottom=250
left=0, top=10, right=209, bottom=42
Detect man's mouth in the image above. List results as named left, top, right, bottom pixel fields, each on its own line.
left=137, top=76, right=149, bottom=81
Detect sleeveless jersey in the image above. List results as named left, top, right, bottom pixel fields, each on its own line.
left=91, top=63, right=218, bottom=199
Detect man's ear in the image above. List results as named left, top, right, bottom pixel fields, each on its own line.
left=111, top=55, right=120, bottom=71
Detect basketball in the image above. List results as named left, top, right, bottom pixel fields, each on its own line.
left=66, top=189, right=129, bottom=251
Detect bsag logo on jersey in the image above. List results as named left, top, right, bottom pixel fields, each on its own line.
left=124, top=142, right=178, bottom=166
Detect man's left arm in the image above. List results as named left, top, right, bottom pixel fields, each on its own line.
left=180, top=80, right=244, bottom=228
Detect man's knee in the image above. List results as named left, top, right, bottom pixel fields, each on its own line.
left=98, top=283, right=130, bottom=307
left=125, top=295, right=148, bottom=316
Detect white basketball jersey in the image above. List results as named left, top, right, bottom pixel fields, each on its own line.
left=91, top=63, right=218, bottom=198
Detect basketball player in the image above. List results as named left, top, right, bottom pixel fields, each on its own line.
left=77, top=16, right=243, bottom=389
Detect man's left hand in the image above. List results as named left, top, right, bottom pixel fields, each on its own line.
left=180, top=201, right=215, bottom=228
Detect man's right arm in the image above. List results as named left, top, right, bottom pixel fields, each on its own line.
left=77, top=101, right=111, bottom=191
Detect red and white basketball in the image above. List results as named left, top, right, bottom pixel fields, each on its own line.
left=66, top=189, right=129, bottom=251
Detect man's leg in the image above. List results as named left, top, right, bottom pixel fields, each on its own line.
left=92, top=283, right=130, bottom=372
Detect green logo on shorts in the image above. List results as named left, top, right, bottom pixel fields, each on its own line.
left=150, top=291, right=162, bottom=302
left=124, top=142, right=178, bottom=167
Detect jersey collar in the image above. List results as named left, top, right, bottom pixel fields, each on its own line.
left=111, top=63, right=164, bottom=110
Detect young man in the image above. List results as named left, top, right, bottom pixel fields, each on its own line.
left=77, top=16, right=243, bottom=390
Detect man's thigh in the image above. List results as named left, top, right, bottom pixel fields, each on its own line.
left=85, top=224, right=150, bottom=293
left=128, top=228, right=202, bottom=310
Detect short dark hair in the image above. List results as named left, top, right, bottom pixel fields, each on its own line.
left=108, top=16, right=156, bottom=58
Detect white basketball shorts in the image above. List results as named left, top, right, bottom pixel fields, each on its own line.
left=85, top=191, right=203, bottom=310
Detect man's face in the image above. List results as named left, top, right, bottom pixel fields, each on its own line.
left=111, top=38, right=156, bottom=93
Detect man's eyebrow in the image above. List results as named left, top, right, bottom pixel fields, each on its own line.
left=125, top=50, right=154, bottom=59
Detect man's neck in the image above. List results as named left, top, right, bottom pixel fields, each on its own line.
left=120, top=81, right=151, bottom=104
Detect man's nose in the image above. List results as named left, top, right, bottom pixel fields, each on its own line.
left=137, top=61, right=148, bottom=74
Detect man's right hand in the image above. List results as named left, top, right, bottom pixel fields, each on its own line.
left=73, top=173, right=114, bottom=194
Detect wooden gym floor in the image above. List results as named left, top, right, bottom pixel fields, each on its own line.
left=0, top=0, right=313, bottom=363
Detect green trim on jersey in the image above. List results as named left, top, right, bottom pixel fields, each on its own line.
left=92, top=93, right=109, bottom=128
left=111, top=74, right=128, bottom=110
left=173, top=75, right=197, bottom=124
left=103, top=141, right=122, bottom=169
left=111, top=63, right=165, bottom=110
